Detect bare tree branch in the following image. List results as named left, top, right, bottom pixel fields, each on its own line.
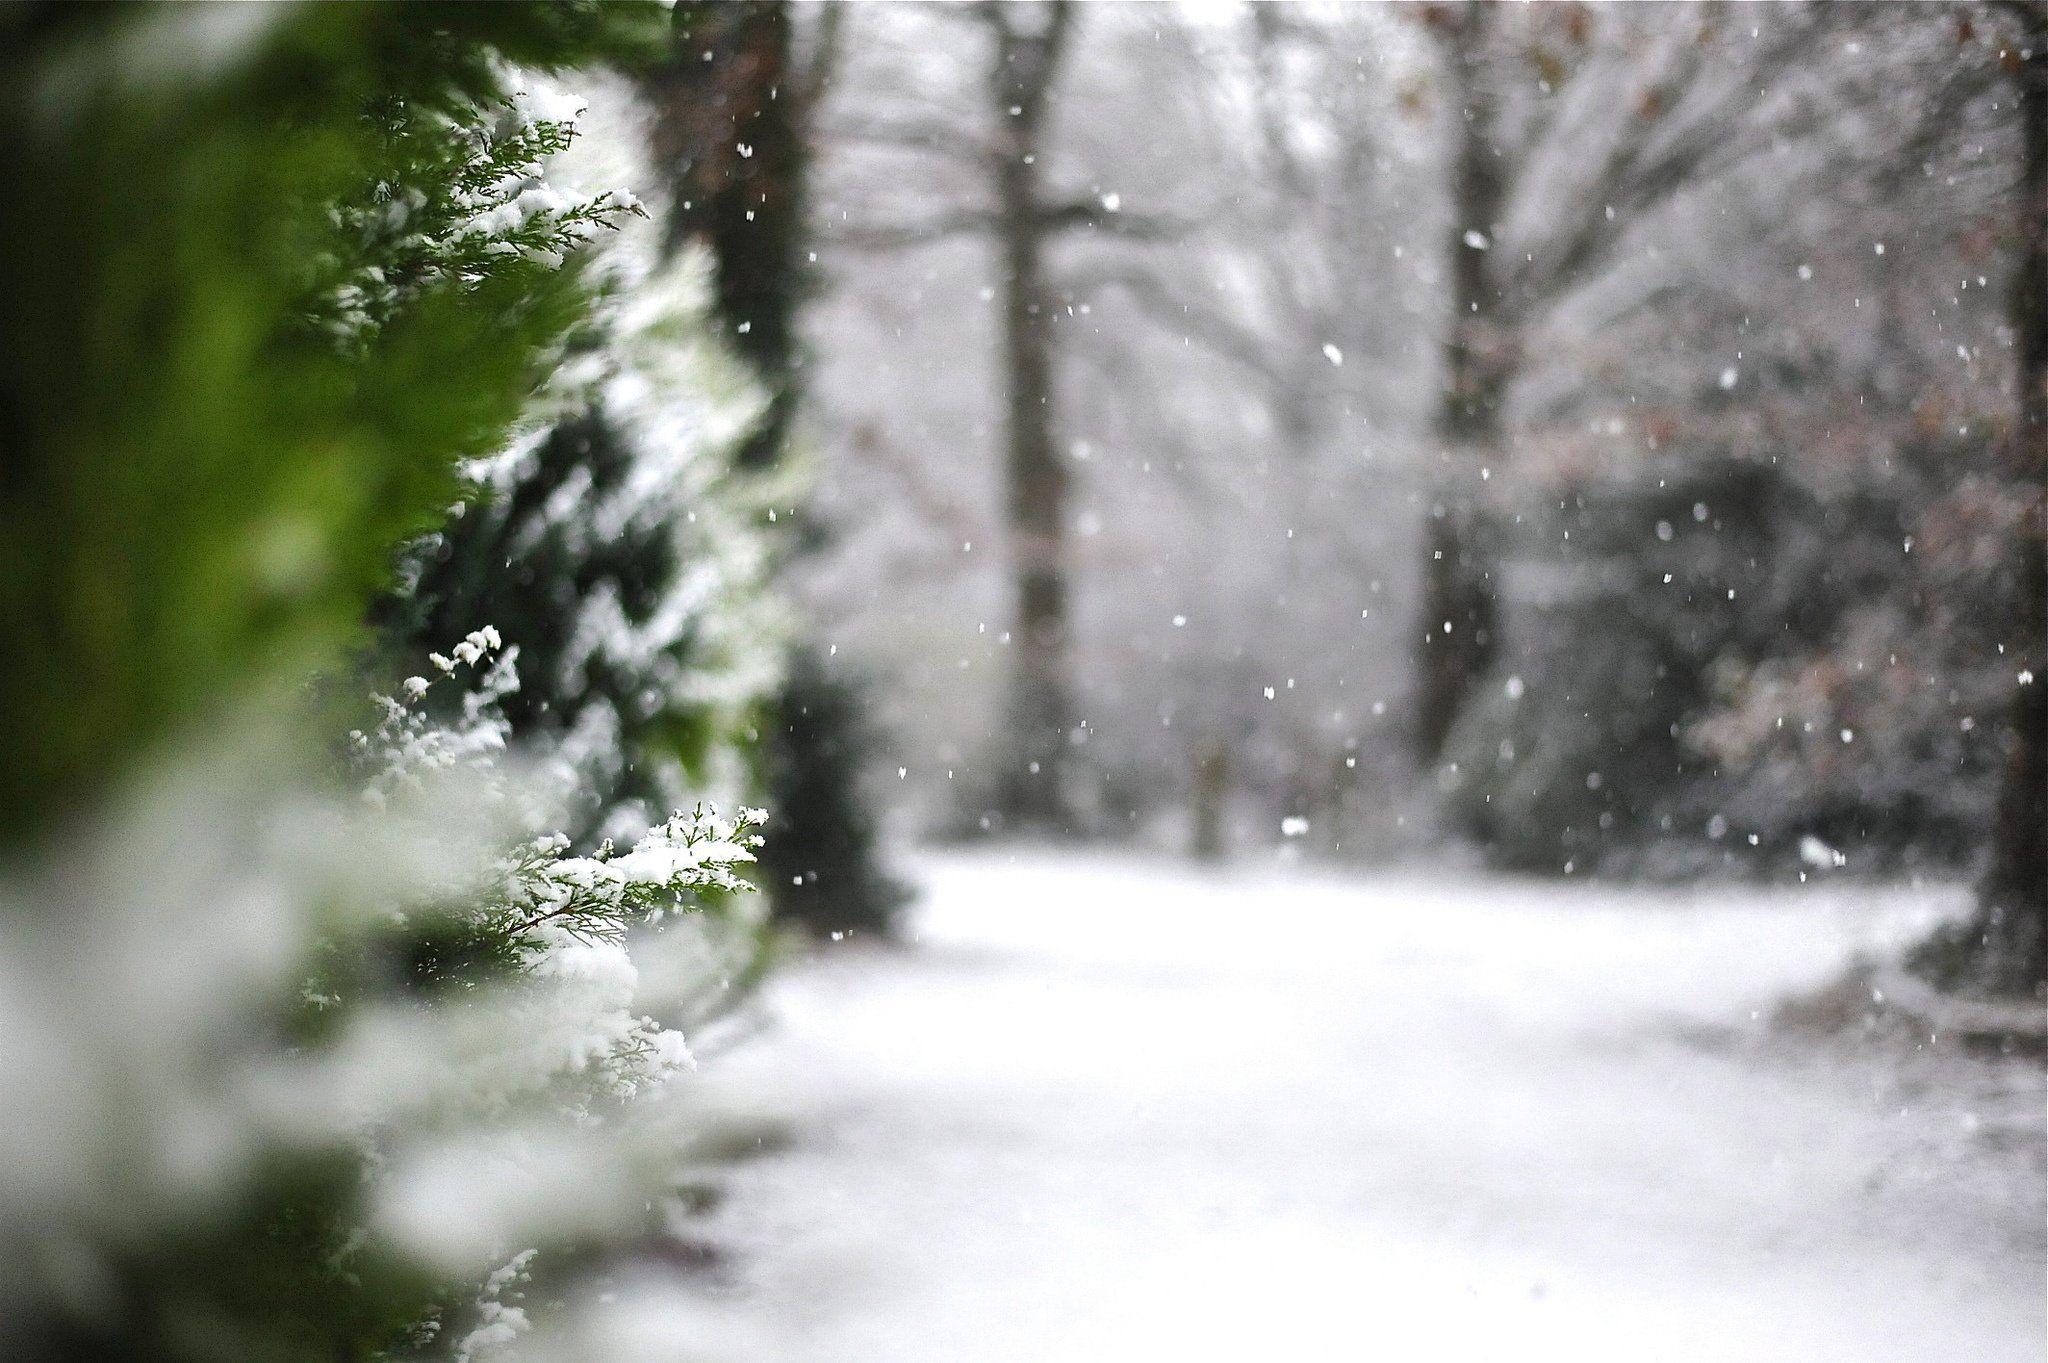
left=822, top=114, right=996, bottom=165
left=1058, top=260, right=1280, bottom=384
left=818, top=208, right=1000, bottom=251
left=1509, top=6, right=1827, bottom=318
left=1035, top=200, right=1193, bottom=239
left=845, top=425, right=988, bottom=549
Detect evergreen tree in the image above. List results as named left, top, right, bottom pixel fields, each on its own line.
left=0, top=8, right=775, bottom=1360
left=384, top=247, right=780, bottom=847
left=0, top=2, right=654, bottom=852
left=398, top=402, right=679, bottom=842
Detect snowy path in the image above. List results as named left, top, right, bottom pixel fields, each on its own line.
left=704, top=852, right=2045, bottom=1362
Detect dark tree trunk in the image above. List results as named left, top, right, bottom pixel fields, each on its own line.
left=1912, top=4, right=2048, bottom=996
left=1414, top=1, right=1509, bottom=762
left=986, top=1, right=1081, bottom=833
left=1414, top=496, right=1499, bottom=762
left=646, top=2, right=813, bottom=467
left=1191, top=736, right=1230, bottom=862
left=648, top=5, right=907, bottom=936
left=1977, top=5, right=2048, bottom=993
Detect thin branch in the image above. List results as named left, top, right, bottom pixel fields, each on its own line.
left=822, top=114, right=996, bottom=166
left=1870, top=56, right=2004, bottom=198
left=1035, top=200, right=1194, bottom=239
left=1058, top=260, right=1279, bottom=384
left=817, top=207, right=999, bottom=251
left=1511, top=6, right=1826, bottom=316
left=846, top=425, right=987, bottom=549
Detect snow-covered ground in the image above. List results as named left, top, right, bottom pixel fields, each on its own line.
left=702, top=851, right=2046, bottom=1362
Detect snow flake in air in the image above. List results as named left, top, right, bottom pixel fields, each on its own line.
left=1799, top=835, right=1847, bottom=869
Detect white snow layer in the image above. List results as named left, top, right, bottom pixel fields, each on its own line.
left=705, top=851, right=2045, bottom=1363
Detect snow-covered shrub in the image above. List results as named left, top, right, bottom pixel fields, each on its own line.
left=385, top=90, right=785, bottom=847
left=320, top=83, right=643, bottom=348
left=1447, top=436, right=2008, bottom=878
left=0, top=7, right=771, bottom=1358
left=0, top=638, right=761, bottom=1361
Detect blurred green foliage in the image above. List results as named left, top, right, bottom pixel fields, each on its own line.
left=762, top=643, right=911, bottom=938
left=0, top=2, right=661, bottom=853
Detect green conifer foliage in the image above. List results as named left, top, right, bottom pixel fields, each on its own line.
left=0, top=7, right=745, bottom=1360
left=0, top=2, right=660, bottom=851
left=391, top=398, right=695, bottom=840
left=764, top=645, right=912, bottom=938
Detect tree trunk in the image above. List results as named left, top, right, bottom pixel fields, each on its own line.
left=1414, top=2, right=1509, bottom=763
left=1976, top=6, right=2048, bottom=994
left=987, top=2, right=1081, bottom=833
left=1911, top=6, right=2048, bottom=996
left=649, top=5, right=910, bottom=936
left=1191, top=736, right=1230, bottom=862
left=647, top=2, right=811, bottom=468
left=1414, top=493, right=1500, bottom=762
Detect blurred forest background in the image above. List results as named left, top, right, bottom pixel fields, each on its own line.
left=775, top=1, right=2044, bottom=992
